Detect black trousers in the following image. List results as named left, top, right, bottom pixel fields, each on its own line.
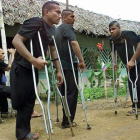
left=0, top=85, right=11, bottom=113
left=128, top=62, right=140, bottom=108
left=59, top=69, right=78, bottom=125
left=10, top=62, right=38, bottom=140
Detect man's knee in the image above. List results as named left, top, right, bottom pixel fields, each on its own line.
left=12, top=102, right=23, bottom=110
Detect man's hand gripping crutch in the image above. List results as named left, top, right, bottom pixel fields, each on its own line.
left=52, top=36, right=75, bottom=136
left=111, top=42, right=118, bottom=114
left=67, top=40, right=91, bottom=130
left=125, top=40, right=138, bottom=119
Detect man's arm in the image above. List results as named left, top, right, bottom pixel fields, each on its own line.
left=70, top=41, right=85, bottom=73
left=127, top=42, right=140, bottom=71
left=50, top=46, right=63, bottom=86
left=12, top=34, right=48, bottom=70
left=5, top=48, right=15, bottom=71
left=111, top=51, right=117, bottom=71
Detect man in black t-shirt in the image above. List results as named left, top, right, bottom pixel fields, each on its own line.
left=109, top=21, right=140, bottom=116
left=0, top=48, right=15, bottom=116
left=11, top=1, right=63, bottom=140
left=55, top=9, right=86, bottom=128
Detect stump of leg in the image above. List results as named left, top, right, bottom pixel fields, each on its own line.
left=62, top=96, right=74, bottom=137
left=135, top=103, right=138, bottom=120
left=55, top=92, right=60, bottom=123
left=136, top=114, right=138, bottom=120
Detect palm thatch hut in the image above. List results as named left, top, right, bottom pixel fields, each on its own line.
left=2, top=0, right=140, bottom=35
left=1, top=0, right=140, bottom=49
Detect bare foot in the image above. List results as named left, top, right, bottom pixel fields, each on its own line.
left=31, top=111, right=43, bottom=118
left=23, top=133, right=39, bottom=139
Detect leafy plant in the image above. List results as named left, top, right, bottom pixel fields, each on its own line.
left=88, top=70, right=96, bottom=88
left=84, top=49, right=100, bottom=69
left=88, top=56, right=104, bottom=87
left=105, top=57, right=122, bottom=81
left=78, top=86, right=127, bottom=102
left=39, top=55, right=57, bottom=101
left=121, top=75, right=128, bottom=89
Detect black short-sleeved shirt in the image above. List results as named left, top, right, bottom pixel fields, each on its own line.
left=0, top=60, right=8, bottom=85
left=14, top=17, right=55, bottom=69
left=109, top=31, right=140, bottom=65
left=54, top=24, right=77, bottom=70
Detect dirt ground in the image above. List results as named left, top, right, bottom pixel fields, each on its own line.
left=0, top=96, right=140, bottom=140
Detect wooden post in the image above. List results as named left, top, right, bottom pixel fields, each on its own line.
left=102, top=62, right=107, bottom=99
left=100, top=40, right=107, bottom=99
left=66, top=0, right=68, bottom=9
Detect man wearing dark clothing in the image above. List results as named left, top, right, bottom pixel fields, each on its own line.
left=11, top=1, right=63, bottom=140
left=0, top=48, right=15, bottom=115
left=109, top=21, right=140, bottom=116
left=55, top=9, right=85, bottom=128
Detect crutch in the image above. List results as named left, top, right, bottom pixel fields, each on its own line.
left=125, top=40, right=138, bottom=119
left=48, top=63, right=59, bottom=123
left=6, top=53, right=17, bottom=117
left=7, top=54, right=13, bottom=116
left=49, top=41, right=74, bottom=136
left=124, top=81, right=130, bottom=108
left=30, top=39, right=49, bottom=136
left=54, top=83, right=60, bottom=123
left=38, top=32, right=54, bottom=134
left=52, top=37, right=71, bottom=116
left=51, top=66, right=74, bottom=136
left=50, top=67, right=60, bottom=123
left=51, top=37, right=74, bottom=136
left=112, top=42, right=118, bottom=114
left=30, top=33, right=53, bottom=137
left=67, top=40, right=91, bottom=130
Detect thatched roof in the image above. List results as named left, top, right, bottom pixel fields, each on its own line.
left=2, top=0, right=140, bottom=36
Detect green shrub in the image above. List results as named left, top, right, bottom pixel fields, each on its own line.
left=78, top=86, right=127, bottom=102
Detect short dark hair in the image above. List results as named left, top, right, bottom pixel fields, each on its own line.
left=42, top=1, right=59, bottom=16
left=62, top=9, right=74, bottom=18
left=109, top=21, right=120, bottom=27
